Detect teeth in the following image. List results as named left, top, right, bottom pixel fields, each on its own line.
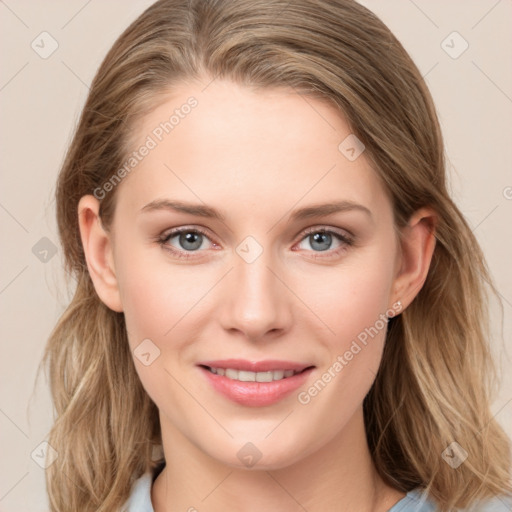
left=208, top=367, right=301, bottom=382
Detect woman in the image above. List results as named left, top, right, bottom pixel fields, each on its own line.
left=40, top=0, right=512, bottom=510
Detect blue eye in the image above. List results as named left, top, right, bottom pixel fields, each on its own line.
left=158, top=226, right=354, bottom=260
left=159, top=227, right=212, bottom=258
left=170, top=230, right=204, bottom=251
left=304, top=231, right=336, bottom=251
left=296, top=228, right=354, bottom=258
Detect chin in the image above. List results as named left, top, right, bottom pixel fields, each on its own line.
left=210, top=441, right=308, bottom=472
left=224, top=456, right=296, bottom=472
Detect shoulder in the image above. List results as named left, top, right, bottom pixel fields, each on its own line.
left=122, top=463, right=165, bottom=512
left=122, top=471, right=154, bottom=512
left=121, top=475, right=512, bottom=512
left=388, top=489, right=437, bottom=512
left=389, top=488, right=512, bottom=512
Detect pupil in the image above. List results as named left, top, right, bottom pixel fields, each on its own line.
left=178, top=231, right=332, bottom=252
left=180, top=232, right=202, bottom=250
left=311, top=232, right=331, bottom=251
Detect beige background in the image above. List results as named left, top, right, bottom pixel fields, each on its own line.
left=1, top=1, right=511, bottom=510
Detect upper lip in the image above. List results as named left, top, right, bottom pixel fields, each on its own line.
left=198, top=359, right=314, bottom=372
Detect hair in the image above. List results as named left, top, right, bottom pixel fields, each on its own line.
left=38, top=0, right=512, bottom=510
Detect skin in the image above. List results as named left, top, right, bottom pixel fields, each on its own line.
left=78, top=78, right=437, bottom=512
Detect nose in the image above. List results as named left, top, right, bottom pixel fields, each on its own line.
left=218, top=245, right=293, bottom=342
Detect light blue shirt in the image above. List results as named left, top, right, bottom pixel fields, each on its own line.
left=123, top=469, right=512, bottom=511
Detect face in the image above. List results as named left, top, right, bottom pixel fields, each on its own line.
left=106, top=79, right=403, bottom=469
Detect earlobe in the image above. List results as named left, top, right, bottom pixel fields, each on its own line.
left=77, top=195, right=123, bottom=312
left=392, top=207, right=438, bottom=311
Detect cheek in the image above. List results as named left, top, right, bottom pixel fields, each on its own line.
left=303, top=239, right=397, bottom=408
left=115, top=250, right=194, bottom=409
left=316, top=247, right=396, bottom=346
left=114, top=245, right=184, bottom=346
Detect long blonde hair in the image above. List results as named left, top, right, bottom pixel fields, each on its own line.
left=39, top=0, right=512, bottom=510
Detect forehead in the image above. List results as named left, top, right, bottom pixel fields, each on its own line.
left=113, top=79, right=391, bottom=221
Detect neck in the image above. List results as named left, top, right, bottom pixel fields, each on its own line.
left=151, top=405, right=405, bottom=512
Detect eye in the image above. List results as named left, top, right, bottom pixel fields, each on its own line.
left=157, top=225, right=354, bottom=261
left=158, top=227, right=216, bottom=259
left=295, top=227, right=354, bottom=258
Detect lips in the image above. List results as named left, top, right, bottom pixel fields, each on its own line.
left=204, top=367, right=302, bottom=382
left=197, top=359, right=315, bottom=407
left=197, top=359, right=312, bottom=372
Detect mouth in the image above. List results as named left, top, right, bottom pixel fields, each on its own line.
left=199, top=365, right=313, bottom=382
left=196, top=359, right=316, bottom=407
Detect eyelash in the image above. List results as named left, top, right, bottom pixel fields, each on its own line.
left=157, top=226, right=354, bottom=260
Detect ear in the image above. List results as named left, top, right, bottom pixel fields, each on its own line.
left=77, top=195, right=123, bottom=312
left=391, top=207, right=438, bottom=311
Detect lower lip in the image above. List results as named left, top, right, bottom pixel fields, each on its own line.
left=198, top=366, right=315, bottom=407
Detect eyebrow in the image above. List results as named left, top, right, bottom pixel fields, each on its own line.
left=139, top=199, right=372, bottom=222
